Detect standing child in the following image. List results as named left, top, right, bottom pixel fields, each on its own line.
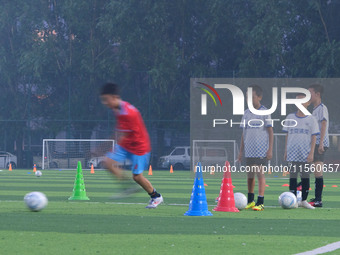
left=100, top=83, right=163, bottom=208
left=283, top=93, right=319, bottom=209
left=308, top=84, right=329, bottom=207
left=237, top=85, right=274, bottom=211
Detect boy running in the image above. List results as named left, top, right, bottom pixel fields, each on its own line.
left=237, top=85, right=274, bottom=211
left=283, top=93, right=319, bottom=209
left=308, top=84, right=329, bottom=207
left=100, top=83, right=163, bottom=208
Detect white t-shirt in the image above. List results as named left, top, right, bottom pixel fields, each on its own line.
left=241, top=105, right=272, bottom=158
left=312, top=103, right=329, bottom=147
left=282, top=113, right=320, bottom=162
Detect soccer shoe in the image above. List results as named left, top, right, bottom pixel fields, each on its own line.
left=309, top=198, right=316, bottom=206
left=145, top=195, right=163, bottom=209
left=301, top=200, right=315, bottom=209
left=245, top=201, right=255, bottom=209
left=313, top=200, right=323, bottom=207
left=252, top=204, right=264, bottom=211
left=309, top=198, right=323, bottom=207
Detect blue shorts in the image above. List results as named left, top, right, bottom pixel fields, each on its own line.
left=106, top=145, right=150, bottom=175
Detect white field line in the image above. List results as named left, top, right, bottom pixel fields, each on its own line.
left=294, top=241, right=340, bottom=255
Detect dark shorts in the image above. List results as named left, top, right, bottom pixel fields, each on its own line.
left=246, top=157, right=267, bottom=166
left=289, top=162, right=311, bottom=178
left=313, top=144, right=328, bottom=162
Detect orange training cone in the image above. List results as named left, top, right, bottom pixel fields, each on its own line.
left=148, top=165, right=153, bottom=175
left=170, top=165, right=173, bottom=173
left=9, top=163, right=12, bottom=171
left=90, top=164, right=95, bottom=174
left=33, top=164, right=37, bottom=173
left=213, top=161, right=239, bottom=212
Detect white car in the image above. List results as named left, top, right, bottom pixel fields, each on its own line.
left=158, top=147, right=191, bottom=170
left=158, top=146, right=228, bottom=170
left=0, top=151, right=17, bottom=169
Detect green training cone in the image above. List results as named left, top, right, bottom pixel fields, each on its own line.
left=68, top=161, right=90, bottom=200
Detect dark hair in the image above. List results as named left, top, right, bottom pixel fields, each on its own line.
left=309, top=84, right=323, bottom=97
left=250, top=85, right=263, bottom=97
left=296, top=92, right=307, bottom=97
left=101, top=83, right=119, bottom=95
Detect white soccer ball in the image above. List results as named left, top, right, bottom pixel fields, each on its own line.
left=278, top=192, right=297, bottom=209
left=24, top=192, right=48, bottom=212
left=234, top=192, right=247, bottom=210
left=35, top=170, right=42, bottom=177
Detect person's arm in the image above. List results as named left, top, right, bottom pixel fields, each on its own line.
left=266, top=127, right=274, bottom=160
left=307, top=135, right=317, bottom=163
left=318, top=120, right=327, bottom=153
left=237, top=134, right=244, bottom=162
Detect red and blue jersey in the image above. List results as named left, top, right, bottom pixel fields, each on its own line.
left=114, top=101, right=151, bottom=155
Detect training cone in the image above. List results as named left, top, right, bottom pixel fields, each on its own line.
left=213, top=161, right=239, bottom=212
left=68, top=161, right=90, bottom=200
left=184, top=162, right=213, bottom=216
left=90, top=164, right=95, bottom=174
left=148, top=165, right=153, bottom=175
left=9, top=163, right=12, bottom=171
left=170, top=165, right=173, bottom=173
left=33, top=164, right=37, bottom=173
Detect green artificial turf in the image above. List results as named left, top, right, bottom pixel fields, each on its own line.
left=0, top=169, right=339, bottom=255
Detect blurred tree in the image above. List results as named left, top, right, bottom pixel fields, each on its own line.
left=1, top=0, right=340, bottom=167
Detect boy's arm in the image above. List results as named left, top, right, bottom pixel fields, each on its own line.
left=307, top=135, right=317, bottom=163
left=266, top=126, right=274, bottom=160
left=318, top=120, right=327, bottom=153
left=237, top=133, right=244, bottom=162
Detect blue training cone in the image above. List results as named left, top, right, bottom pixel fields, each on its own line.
left=184, top=162, right=213, bottom=216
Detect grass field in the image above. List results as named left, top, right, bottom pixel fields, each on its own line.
left=0, top=169, right=339, bottom=255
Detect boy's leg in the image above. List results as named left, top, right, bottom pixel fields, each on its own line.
left=245, top=158, right=255, bottom=208
left=245, top=157, right=256, bottom=209
left=256, top=165, right=265, bottom=204
left=246, top=171, right=255, bottom=208
left=300, top=167, right=315, bottom=209
left=289, top=162, right=298, bottom=197
left=253, top=165, right=265, bottom=211
left=105, top=146, right=141, bottom=199
left=104, top=157, right=126, bottom=180
left=301, top=176, right=310, bottom=201
left=133, top=173, right=154, bottom=193
left=131, top=152, right=163, bottom=208
left=104, top=145, right=129, bottom=179
left=312, top=161, right=323, bottom=205
left=310, top=146, right=327, bottom=207
left=247, top=174, right=255, bottom=201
